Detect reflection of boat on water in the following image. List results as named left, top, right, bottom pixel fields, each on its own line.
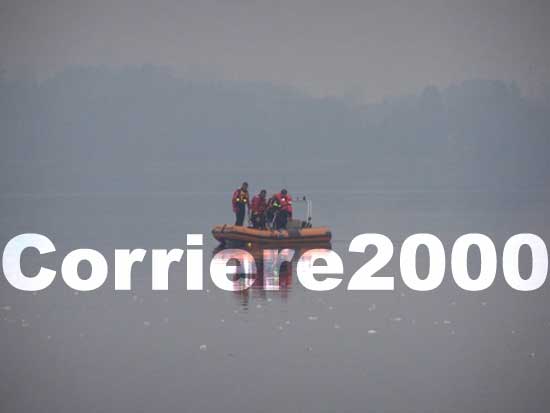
left=212, top=196, right=331, bottom=248
left=212, top=245, right=294, bottom=292
left=212, top=245, right=317, bottom=307
left=211, top=244, right=334, bottom=308
left=211, top=244, right=332, bottom=292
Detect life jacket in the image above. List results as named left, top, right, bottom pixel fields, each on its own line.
left=268, top=195, right=279, bottom=209
left=251, top=195, right=267, bottom=214
left=274, top=192, right=293, bottom=213
left=232, top=188, right=249, bottom=209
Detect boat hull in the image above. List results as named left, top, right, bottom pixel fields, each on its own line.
left=212, top=225, right=331, bottom=247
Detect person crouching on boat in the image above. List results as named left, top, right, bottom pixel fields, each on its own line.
left=251, top=189, right=268, bottom=229
left=232, top=182, right=250, bottom=226
left=273, top=189, right=293, bottom=230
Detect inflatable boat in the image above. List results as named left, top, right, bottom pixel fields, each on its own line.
left=212, top=224, right=331, bottom=246
left=212, top=196, right=331, bottom=247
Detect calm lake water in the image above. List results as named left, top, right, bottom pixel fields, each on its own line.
left=1, top=167, right=549, bottom=412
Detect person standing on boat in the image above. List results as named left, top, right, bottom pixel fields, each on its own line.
left=232, top=182, right=250, bottom=226
left=251, top=189, right=267, bottom=229
left=265, top=194, right=278, bottom=228
left=273, top=189, right=293, bottom=229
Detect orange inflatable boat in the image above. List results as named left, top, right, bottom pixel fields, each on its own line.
left=212, top=224, right=332, bottom=246
left=213, top=196, right=331, bottom=247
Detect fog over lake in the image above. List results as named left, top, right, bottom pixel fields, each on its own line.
left=1, top=65, right=549, bottom=412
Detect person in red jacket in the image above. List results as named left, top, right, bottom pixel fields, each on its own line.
left=232, top=182, right=250, bottom=226
left=250, top=189, right=267, bottom=229
left=273, top=189, right=293, bottom=230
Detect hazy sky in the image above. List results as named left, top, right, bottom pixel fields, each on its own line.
left=1, top=0, right=549, bottom=100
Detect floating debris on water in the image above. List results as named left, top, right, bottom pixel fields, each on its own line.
left=529, top=352, right=536, bottom=358
left=21, top=320, right=30, bottom=328
left=305, top=345, right=313, bottom=352
left=391, top=317, right=402, bottom=322
left=256, top=304, right=262, bottom=309
left=443, top=320, right=452, bottom=325
left=307, top=316, right=318, bottom=321
left=450, top=301, right=456, bottom=306
left=267, top=298, right=272, bottom=303
left=481, top=301, right=487, bottom=307
left=199, top=344, right=207, bottom=351
left=277, top=325, right=284, bottom=331
left=1, top=306, right=11, bottom=311
left=285, top=320, right=291, bottom=325
left=367, top=329, right=377, bottom=335
left=368, top=304, right=376, bottom=312
left=333, top=323, right=341, bottom=329
left=328, top=306, right=334, bottom=311
left=143, top=321, right=151, bottom=327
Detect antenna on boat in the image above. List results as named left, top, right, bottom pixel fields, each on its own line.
left=306, top=198, right=312, bottom=226
left=297, top=195, right=313, bottom=227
